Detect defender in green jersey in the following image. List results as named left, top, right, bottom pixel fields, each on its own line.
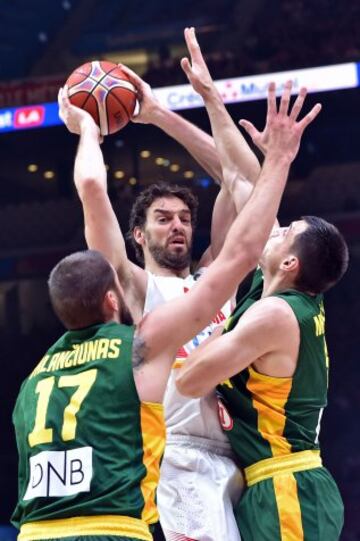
left=177, top=216, right=349, bottom=540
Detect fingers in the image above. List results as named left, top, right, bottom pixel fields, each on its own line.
left=184, top=26, right=203, bottom=64
left=119, top=63, right=144, bottom=88
left=58, top=85, right=71, bottom=108
left=239, top=119, right=260, bottom=141
left=278, top=80, right=292, bottom=116
left=289, top=87, right=307, bottom=121
left=180, top=56, right=192, bottom=78
left=58, top=86, right=71, bottom=122
left=267, top=81, right=277, bottom=118
left=298, top=102, right=322, bottom=131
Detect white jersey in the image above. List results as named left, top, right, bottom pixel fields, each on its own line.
left=144, top=270, right=233, bottom=445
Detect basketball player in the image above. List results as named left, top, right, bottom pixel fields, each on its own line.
left=58, top=27, right=321, bottom=540
left=12, top=80, right=304, bottom=540
left=176, top=90, right=349, bottom=540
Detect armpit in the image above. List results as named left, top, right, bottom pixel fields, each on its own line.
left=132, top=334, right=148, bottom=370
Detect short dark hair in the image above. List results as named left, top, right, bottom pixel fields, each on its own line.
left=48, top=250, right=117, bottom=329
left=291, top=216, right=349, bottom=294
left=128, top=182, right=198, bottom=263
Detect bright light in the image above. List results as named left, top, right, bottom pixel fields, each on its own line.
left=43, top=170, right=55, bottom=179
left=27, top=164, right=38, bottom=173
left=114, top=170, right=125, bottom=179
left=184, top=170, right=194, bottom=179
left=129, top=177, right=137, bottom=185
left=170, top=164, right=180, bottom=172
left=140, top=150, right=151, bottom=158
left=155, top=157, right=164, bottom=165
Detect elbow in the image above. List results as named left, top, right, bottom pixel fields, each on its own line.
left=249, top=162, right=261, bottom=184
left=77, top=176, right=105, bottom=202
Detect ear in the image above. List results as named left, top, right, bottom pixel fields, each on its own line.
left=103, top=290, right=119, bottom=319
left=280, top=255, right=299, bottom=273
left=133, top=226, right=145, bottom=247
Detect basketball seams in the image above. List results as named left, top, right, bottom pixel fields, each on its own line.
left=66, top=60, right=136, bottom=135
left=106, top=92, right=129, bottom=134
left=108, top=92, right=132, bottom=120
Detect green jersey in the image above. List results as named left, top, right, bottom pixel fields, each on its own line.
left=12, top=321, right=165, bottom=541
left=218, top=269, right=329, bottom=469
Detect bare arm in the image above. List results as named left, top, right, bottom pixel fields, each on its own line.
left=120, top=64, right=223, bottom=183
left=58, top=88, right=147, bottom=314
left=181, top=28, right=261, bottom=216
left=176, top=297, right=299, bottom=397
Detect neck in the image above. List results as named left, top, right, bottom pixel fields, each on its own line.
left=145, top=258, right=191, bottom=278
left=261, top=268, right=295, bottom=297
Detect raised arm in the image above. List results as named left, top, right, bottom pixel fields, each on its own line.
left=181, top=28, right=261, bottom=215
left=58, top=88, right=147, bottom=316
left=120, top=64, right=223, bottom=183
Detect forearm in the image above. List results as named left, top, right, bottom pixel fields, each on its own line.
left=220, top=152, right=291, bottom=265
left=210, top=185, right=236, bottom=258
left=176, top=330, right=226, bottom=397
left=203, top=88, right=260, bottom=187
left=73, top=122, right=130, bottom=276
left=150, top=106, right=223, bottom=183
left=74, top=122, right=107, bottom=197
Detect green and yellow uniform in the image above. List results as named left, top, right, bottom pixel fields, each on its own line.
left=218, top=270, right=344, bottom=540
left=12, top=322, right=165, bottom=541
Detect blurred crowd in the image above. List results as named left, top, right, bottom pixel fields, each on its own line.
left=144, top=0, right=360, bottom=86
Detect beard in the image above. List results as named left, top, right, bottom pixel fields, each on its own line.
left=147, top=234, right=192, bottom=271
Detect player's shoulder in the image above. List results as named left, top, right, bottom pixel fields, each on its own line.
left=246, top=295, right=298, bottom=327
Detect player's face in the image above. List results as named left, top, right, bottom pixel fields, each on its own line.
left=143, top=196, right=193, bottom=271
left=260, top=220, right=308, bottom=271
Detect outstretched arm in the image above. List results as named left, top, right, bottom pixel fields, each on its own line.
left=58, top=88, right=147, bottom=315
left=176, top=297, right=299, bottom=397
left=120, top=64, right=223, bottom=183
left=181, top=28, right=261, bottom=214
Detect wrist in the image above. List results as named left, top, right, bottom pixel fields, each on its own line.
left=202, top=85, right=222, bottom=104
left=80, top=117, right=100, bottom=137
left=265, top=149, right=293, bottom=167
left=149, top=104, right=172, bottom=127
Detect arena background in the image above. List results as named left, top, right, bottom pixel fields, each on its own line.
left=0, top=1, right=359, bottom=539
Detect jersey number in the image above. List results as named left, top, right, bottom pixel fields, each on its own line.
left=28, top=369, right=97, bottom=447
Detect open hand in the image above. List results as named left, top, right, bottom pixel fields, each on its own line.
left=180, top=27, right=214, bottom=98
left=239, top=81, right=321, bottom=162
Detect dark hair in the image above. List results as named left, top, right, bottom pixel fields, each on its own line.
left=48, top=250, right=117, bottom=329
left=128, top=182, right=198, bottom=263
left=291, top=216, right=349, bottom=294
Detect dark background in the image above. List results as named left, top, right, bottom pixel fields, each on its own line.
left=0, top=1, right=359, bottom=539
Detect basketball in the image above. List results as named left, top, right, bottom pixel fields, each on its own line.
left=65, top=60, right=137, bottom=136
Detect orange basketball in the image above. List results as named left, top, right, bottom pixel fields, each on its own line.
left=65, top=61, right=137, bottom=136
